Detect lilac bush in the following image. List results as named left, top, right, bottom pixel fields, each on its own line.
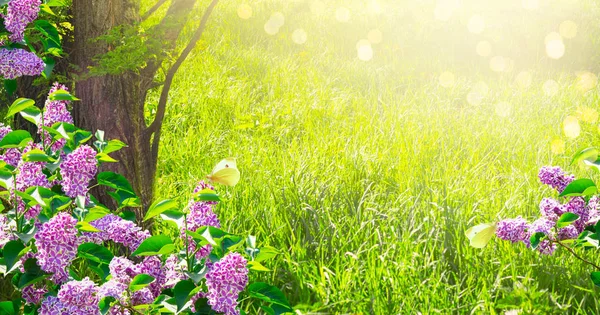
left=0, top=85, right=290, bottom=314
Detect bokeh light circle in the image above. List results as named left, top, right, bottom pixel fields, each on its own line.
left=563, top=116, right=581, bottom=139
left=476, top=41, right=492, bottom=57
left=292, top=29, right=308, bottom=45
left=237, top=4, right=253, bottom=19
left=468, top=15, right=485, bottom=34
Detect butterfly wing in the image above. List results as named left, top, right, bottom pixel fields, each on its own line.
left=207, top=167, right=240, bottom=186
left=211, top=158, right=237, bottom=174
left=465, top=223, right=497, bottom=248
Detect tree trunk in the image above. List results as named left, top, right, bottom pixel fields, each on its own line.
left=72, top=0, right=155, bottom=221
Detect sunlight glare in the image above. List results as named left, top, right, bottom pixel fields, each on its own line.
left=576, top=106, right=599, bottom=123
left=546, top=39, right=565, bottom=59
left=559, top=20, right=578, bottom=39
left=476, top=41, right=492, bottom=57
left=563, top=116, right=581, bottom=138
left=368, top=29, right=383, bottom=44
left=439, top=71, right=455, bottom=88
left=434, top=0, right=459, bottom=21
left=490, top=56, right=507, bottom=72
left=336, top=7, right=351, bottom=22
left=468, top=15, right=485, bottom=34
left=310, top=1, right=326, bottom=15
left=551, top=139, right=565, bottom=155
left=292, top=29, right=308, bottom=45
left=515, top=71, right=532, bottom=88
left=357, top=40, right=373, bottom=61
left=521, top=0, right=539, bottom=10
left=576, top=71, right=598, bottom=92
left=543, top=80, right=559, bottom=97
left=237, top=4, right=252, bottom=20
left=495, top=102, right=511, bottom=117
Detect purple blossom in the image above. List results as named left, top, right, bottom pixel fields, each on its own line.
left=0, top=48, right=45, bottom=79
left=558, top=225, right=579, bottom=240
left=16, top=143, right=50, bottom=220
left=538, top=166, right=575, bottom=193
left=3, top=0, right=41, bottom=42
left=563, top=197, right=587, bottom=232
left=205, top=253, right=248, bottom=315
left=60, top=145, right=98, bottom=198
left=0, top=215, right=15, bottom=248
left=39, top=296, right=66, bottom=315
left=81, top=214, right=150, bottom=251
left=35, top=212, right=80, bottom=283
left=527, top=218, right=557, bottom=255
left=163, top=254, right=186, bottom=288
left=587, top=196, right=600, bottom=225
left=496, top=216, right=529, bottom=243
left=184, top=181, right=221, bottom=259
left=56, top=277, right=100, bottom=315
left=0, top=124, right=21, bottom=167
left=41, top=82, right=74, bottom=152
left=539, top=198, right=563, bottom=221
left=98, top=279, right=128, bottom=300
left=135, top=256, right=164, bottom=297
left=22, top=284, right=47, bottom=304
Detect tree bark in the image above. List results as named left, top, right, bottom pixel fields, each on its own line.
left=72, top=0, right=155, bottom=221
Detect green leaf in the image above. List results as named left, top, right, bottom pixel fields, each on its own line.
left=557, top=212, right=580, bottom=228
left=76, top=221, right=100, bottom=232
left=131, top=235, right=173, bottom=257
left=41, top=57, right=55, bottom=79
left=34, top=20, right=60, bottom=47
left=99, top=297, right=116, bottom=315
left=96, top=152, right=118, bottom=163
left=77, top=243, right=114, bottom=264
left=2, top=241, right=25, bottom=274
left=173, top=280, right=195, bottom=312
left=97, top=172, right=136, bottom=194
left=0, top=130, right=32, bottom=148
left=103, top=139, right=127, bottom=154
left=247, top=282, right=291, bottom=308
left=48, top=89, right=79, bottom=101
left=559, top=179, right=597, bottom=197
left=529, top=232, right=546, bottom=250
left=19, top=106, right=42, bottom=126
left=16, top=225, right=37, bottom=245
left=21, top=149, right=55, bottom=163
left=6, top=98, right=35, bottom=119
left=3, top=80, right=16, bottom=96
left=84, top=206, right=110, bottom=222
left=193, top=189, right=221, bottom=202
left=129, top=274, right=155, bottom=292
left=248, top=261, right=271, bottom=272
left=591, top=272, right=600, bottom=287
left=45, top=0, right=69, bottom=6
left=0, top=301, right=15, bottom=315
left=571, top=147, right=599, bottom=166
left=18, top=258, right=49, bottom=289
left=255, top=246, right=279, bottom=262
left=0, top=170, right=13, bottom=190
left=144, top=199, right=179, bottom=222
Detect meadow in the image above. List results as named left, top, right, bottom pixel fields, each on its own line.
left=149, top=0, right=600, bottom=313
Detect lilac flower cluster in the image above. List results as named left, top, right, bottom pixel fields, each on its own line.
left=205, top=253, right=249, bottom=315
left=81, top=214, right=150, bottom=251
left=60, top=145, right=98, bottom=198
left=3, top=0, right=41, bottom=42
left=497, top=166, right=599, bottom=255
left=22, top=284, right=47, bottom=305
left=538, top=166, right=575, bottom=193
left=0, top=215, right=15, bottom=249
left=0, top=123, right=22, bottom=167
left=0, top=48, right=45, bottom=79
left=39, top=278, right=99, bottom=315
left=184, top=181, right=222, bottom=259
left=40, top=83, right=74, bottom=152
left=16, top=143, right=51, bottom=219
left=34, top=212, right=80, bottom=283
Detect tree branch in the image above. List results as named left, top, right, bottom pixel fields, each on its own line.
left=142, top=0, right=168, bottom=20
left=147, top=0, right=220, bottom=159
left=555, top=239, right=600, bottom=270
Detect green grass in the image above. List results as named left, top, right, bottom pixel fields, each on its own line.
left=149, top=0, right=600, bottom=313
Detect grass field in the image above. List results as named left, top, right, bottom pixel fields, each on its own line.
left=148, top=0, right=600, bottom=313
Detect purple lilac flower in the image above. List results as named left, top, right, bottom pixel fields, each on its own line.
left=39, top=296, right=66, bottom=315
left=563, top=197, right=588, bottom=232
left=527, top=218, right=557, bottom=255
left=35, top=212, right=80, bottom=283
left=22, top=284, right=47, bottom=304
left=496, top=216, right=529, bottom=243
left=538, top=166, right=575, bottom=193
left=205, top=253, right=249, bottom=315
left=40, top=82, right=74, bottom=152
left=0, top=48, right=45, bottom=79
left=184, top=181, right=221, bottom=259
left=587, top=196, right=600, bottom=225
left=0, top=215, right=15, bottom=249
left=190, top=291, right=207, bottom=313
left=3, top=0, right=41, bottom=42
left=56, top=277, right=100, bottom=315
left=558, top=225, right=579, bottom=240
left=0, top=124, right=21, bottom=167
left=135, top=256, right=164, bottom=297
left=60, top=145, right=98, bottom=198
left=81, top=214, right=150, bottom=251
left=163, top=254, right=186, bottom=288
left=98, top=279, right=128, bottom=300
left=539, top=198, right=563, bottom=221
left=16, top=143, right=50, bottom=219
